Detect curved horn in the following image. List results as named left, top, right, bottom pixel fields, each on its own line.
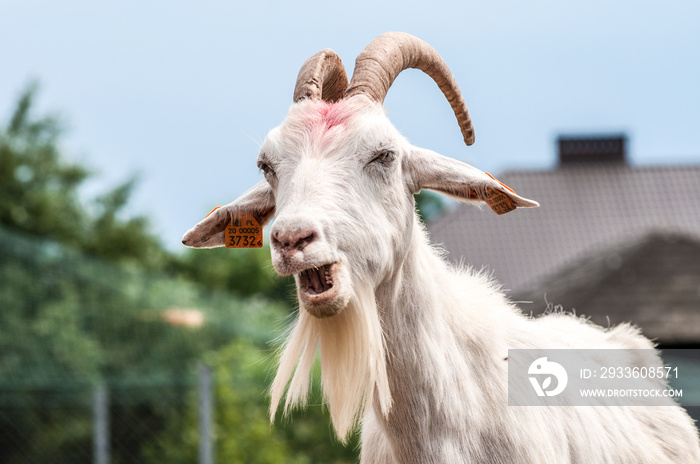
left=345, top=32, right=475, bottom=146
left=293, top=49, right=349, bottom=103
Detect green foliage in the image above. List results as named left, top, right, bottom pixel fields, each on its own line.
left=0, top=82, right=295, bottom=297
left=0, top=83, right=168, bottom=271
left=175, top=246, right=295, bottom=303
left=0, top=226, right=287, bottom=387
left=215, top=343, right=360, bottom=464
left=0, top=82, right=89, bottom=247
left=146, top=340, right=359, bottom=464
left=84, top=176, right=168, bottom=270
left=0, top=226, right=291, bottom=463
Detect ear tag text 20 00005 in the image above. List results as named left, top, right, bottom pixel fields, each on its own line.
left=225, top=213, right=263, bottom=248
left=204, top=207, right=263, bottom=248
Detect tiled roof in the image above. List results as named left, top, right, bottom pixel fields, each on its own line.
left=512, top=232, right=700, bottom=344
left=428, top=164, right=700, bottom=295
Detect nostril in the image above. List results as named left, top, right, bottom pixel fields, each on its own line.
left=270, top=224, right=318, bottom=253
left=295, top=233, right=316, bottom=251
left=271, top=234, right=282, bottom=248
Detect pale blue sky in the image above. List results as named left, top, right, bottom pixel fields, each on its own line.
left=1, top=1, right=699, bottom=249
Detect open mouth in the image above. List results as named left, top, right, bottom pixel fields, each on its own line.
left=295, top=262, right=348, bottom=318
left=298, top=263, right=336, bottom=296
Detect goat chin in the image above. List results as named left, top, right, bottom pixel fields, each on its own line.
left=270, top=276, right=391, bottom=442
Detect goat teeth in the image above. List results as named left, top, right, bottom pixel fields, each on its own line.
left=298, top=263, right=336, bottom=295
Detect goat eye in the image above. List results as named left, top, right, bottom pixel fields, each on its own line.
left=257, top=161, right=276, bottom=178
left=370, top=150, right=396, bottom=165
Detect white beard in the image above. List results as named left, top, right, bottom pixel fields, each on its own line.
left=270, top=278, right=392, bottom=441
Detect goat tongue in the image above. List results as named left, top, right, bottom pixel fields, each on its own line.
left=309, top=268, right=324, bottom=294
left=300, top=264, right=335, bottom=295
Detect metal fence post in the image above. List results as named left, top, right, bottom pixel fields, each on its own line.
left=198, top=363, right=214, bottom=464
left=93, top=383, right=109, bottom=464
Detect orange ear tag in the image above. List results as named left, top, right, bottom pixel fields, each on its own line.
left=225, top=213, right=263, bottom=248
left=484, top=173, right=517, bottom=215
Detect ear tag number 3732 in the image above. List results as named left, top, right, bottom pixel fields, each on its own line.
left=225, top=214, right=263, bottom=248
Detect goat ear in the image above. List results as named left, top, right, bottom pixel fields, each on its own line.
left=182, top=181, right=276, bottom=248
left=405, top=147, right=539, bottom=214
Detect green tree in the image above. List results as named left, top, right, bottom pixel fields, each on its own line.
left=175, top=246, right=294, bottom=303
left=82, top=176, right=168, bottom=270
left=0, top=82, right=89, bottom=246
left=0, top=83, right=167, bottom=271
left=0, top=225, right=289, bottom=463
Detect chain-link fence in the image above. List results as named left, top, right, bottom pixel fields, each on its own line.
left=0, top=376, right=205, bottom=464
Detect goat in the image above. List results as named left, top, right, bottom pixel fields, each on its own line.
left=183, top=32, right=700, bottom=463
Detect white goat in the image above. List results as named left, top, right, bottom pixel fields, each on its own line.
left=183, top=32, right=700, bottom=463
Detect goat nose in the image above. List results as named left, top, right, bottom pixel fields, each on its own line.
left=271, top=225, right=317, bottom=254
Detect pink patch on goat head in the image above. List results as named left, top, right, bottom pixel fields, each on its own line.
left=301, top=100, right=354, bottom=147
left=318, top=101, right=350, bottom=130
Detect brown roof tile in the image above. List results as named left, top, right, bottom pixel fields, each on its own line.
left=428, top=164, right=700, bottom=295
